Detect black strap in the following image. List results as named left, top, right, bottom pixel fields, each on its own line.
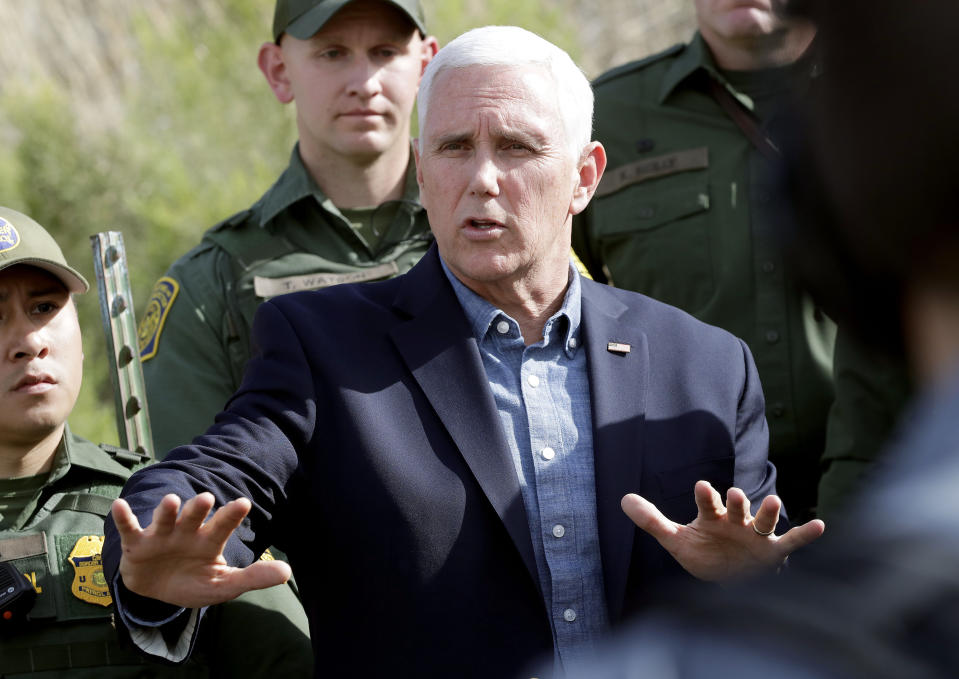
left=705, top=74, right=781, bottom=161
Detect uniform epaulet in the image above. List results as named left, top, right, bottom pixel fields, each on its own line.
left=98, top=443, right=150, bottom=470
left=209, top=208, right=254, bottom=233
left=592, top=42, right=685, bottom=88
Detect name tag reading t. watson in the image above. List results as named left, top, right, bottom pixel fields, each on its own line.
left=254, top=261, right=399, bottom=298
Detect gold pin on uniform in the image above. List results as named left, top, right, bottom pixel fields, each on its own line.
left=607, top=342, right=631, bottom=354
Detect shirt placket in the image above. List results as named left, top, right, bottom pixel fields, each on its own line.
left=521, top=340, right=584, bottom=656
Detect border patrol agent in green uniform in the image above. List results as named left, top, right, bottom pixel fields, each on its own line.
left=573, top=2, right=910, bottom=521
left=0, top=207, right=207, bottom=677
left=0, top=206, right=312, bottom=677
left=138, top=0, right=439, bottom=455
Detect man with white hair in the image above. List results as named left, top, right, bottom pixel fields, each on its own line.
left=104, top=26, right=822, bottom=678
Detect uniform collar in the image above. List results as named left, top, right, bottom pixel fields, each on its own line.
left=659, top=31, right=823, bottom=106
left=47, top=424, right=134, bottom=485
left=257, top=143, right=422, bottom=228
left=659, top=32, right=721, bottom=104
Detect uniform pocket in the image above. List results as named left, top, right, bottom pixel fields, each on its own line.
left=592, top=180, right=715, bottom=314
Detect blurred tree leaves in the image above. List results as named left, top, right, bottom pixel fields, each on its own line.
left=0, top=0, right=578, bottom=445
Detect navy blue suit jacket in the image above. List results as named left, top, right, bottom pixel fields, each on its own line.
left=105, top=245, right=776, bottom=678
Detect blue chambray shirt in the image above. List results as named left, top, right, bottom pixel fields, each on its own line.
left=441, top=258, right=610, bottom=671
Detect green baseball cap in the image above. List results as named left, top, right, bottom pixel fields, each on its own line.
left=0, top=206, right=89, bottom=293
left=273, top=0, right=427, bottom=42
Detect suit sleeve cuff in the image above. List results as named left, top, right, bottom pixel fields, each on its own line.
left=112, top=572, right=203, bottom=663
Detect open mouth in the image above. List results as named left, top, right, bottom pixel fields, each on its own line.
left=468, top=219, right=502, bottom=230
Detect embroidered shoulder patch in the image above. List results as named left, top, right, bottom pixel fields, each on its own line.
left=0, top=216, right=21, bottom=253
left=68, top=535, right=112, bottom=607
left=138, top=277, right=180, bottom=361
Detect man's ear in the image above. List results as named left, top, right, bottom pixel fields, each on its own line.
left=419, top=36, right=439, bottom=77
left=258, top=41, right=295, bottom=104
left=414, top=142, right=424, bottom=189
left=570, top=142, right=607, bottom=216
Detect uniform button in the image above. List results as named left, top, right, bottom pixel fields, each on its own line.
left=541, top=447, right=556, bottom=461
left=762, top=261, right=776, bottom=273
left=771, top=402, right=785, bottom=418
left=568, top=337, right=578, bottom=348
left=637, top=207, right=655, bottom=219
left=496, top=320, right=510, bottom=334
left=527, top=375, right=540, bottom=388
left=563, top=608, right=577, bottom=622
left=765, top=330, right=780, bottom=344
left=552, top=524, right=566, bottom=538
left=635, top=138, right=655, bottom=153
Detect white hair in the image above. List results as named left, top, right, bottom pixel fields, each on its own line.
left=417, top=26, right=594, bottom=158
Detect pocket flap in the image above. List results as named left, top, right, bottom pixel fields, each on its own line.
left=596, top=183, right=711, bottom=237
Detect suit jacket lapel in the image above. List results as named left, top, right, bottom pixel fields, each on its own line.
left=581, top=280, right=649, bottom=624
left=389, top=248, right=540, bottom=588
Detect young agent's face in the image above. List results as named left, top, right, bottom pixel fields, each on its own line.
left=0, top=265, right=83, bottom=449
left=275, top=0, right=436, bottom=165
left=416, top=64, right=600, bottom=297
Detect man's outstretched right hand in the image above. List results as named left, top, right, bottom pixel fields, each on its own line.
left=111, top=492, right=291, bottom=609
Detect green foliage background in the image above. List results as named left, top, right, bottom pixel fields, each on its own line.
left=0, top=0, right=581, bottom=447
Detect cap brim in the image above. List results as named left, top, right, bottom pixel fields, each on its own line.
left=284, top=1, right=351, bottom=40
left=283, top=0, right=426, bottom=40
left=0, top=258, right=89, bottom=294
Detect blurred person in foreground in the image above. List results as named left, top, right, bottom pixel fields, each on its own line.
left=102, top=26, right=823, bottom=678
left=562, top=1, right=959, bottom=677
left=574, top=0, right=911, bottom=522
left=0, top=206, right=304, bottom=677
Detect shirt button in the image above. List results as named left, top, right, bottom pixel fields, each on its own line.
left=563, top=608, right=577, bottom=622
left=765, top=330, right=780, bottom=344
left=552, top=524, right=565, bottom=538
left=771, top=402, right=785, bottom=418
left=762, top=261, right=776, bottom=273
left=541, top=447, right=556, bottom=461
left=496, top=320, right=510, bottom=334
left=568, top=337, right=578, bottom=348
left=527, top=374, right=540, bottom=388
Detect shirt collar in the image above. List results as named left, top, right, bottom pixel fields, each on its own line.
left=439, top=257, right=583, bottom=356
left=257, top=143, right=422, bottom=227
left=659, top=31, right=822, bottom=107
left=659, top=31, right=720, bottom=104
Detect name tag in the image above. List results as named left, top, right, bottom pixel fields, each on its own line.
left=0, top=533, right=48, bottom=561
left=595, top=147, right=709, bottom=198
left=254, top=261, right=400, bottom=298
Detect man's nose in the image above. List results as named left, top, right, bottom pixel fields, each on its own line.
left=5, top=316, right=50, bottom=362
left=346, top=58, right=383, bottom=98
left=467, top=153, right=501, bottom=197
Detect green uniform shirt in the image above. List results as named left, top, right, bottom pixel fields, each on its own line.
left=0, top=427, right=209, bottom=678
left=0, top=428, right=313, bottom=678
left=139, top=144, right=432, bottom=454
left=574, top=33, right=909, bottom=520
